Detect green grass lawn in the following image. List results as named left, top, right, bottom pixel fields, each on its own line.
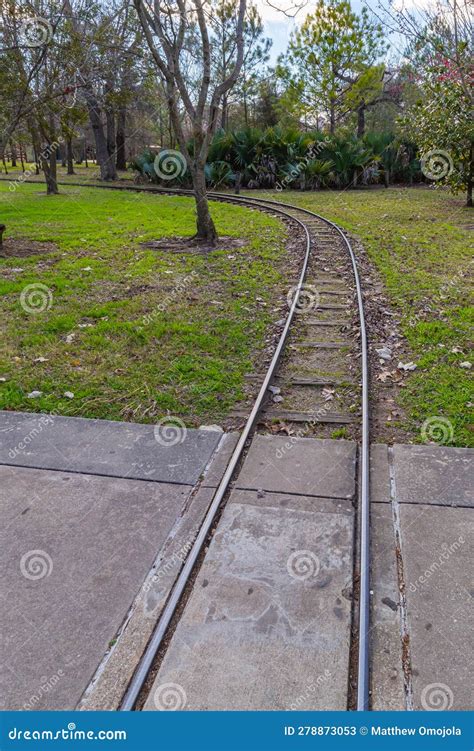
left=260, top=187, right=473, bottom=447
left=1, top=179, right=471, bottom=445
left=0, top=182, right=287, bottom=424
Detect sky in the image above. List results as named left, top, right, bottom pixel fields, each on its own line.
left=254, top=0, right=431, bottom=64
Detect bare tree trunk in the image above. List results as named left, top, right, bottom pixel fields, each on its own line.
left=329, top=101, right=336, bottom=135
left=357, top=104, right=365, bottom=138
left=191, top=166, right=217, bottom=243
left=10, top=142, right=17, bottom=167
left=105, top=97, right=116, bottom=158
left=84, top=88, right=117, bottom=180
left=0, top=142, right=7, bottom=174
left=221, top=94, right=228, bottom=130
left=66, top=136, right=75, bottom=174
left=467, top=143, right=473, bottom=207
left=39, top=146, right=59, bottom=195
left=116, top=105, right=127, bottom=170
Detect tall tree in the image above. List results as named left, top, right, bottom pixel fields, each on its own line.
left=211, top=1, right=271, bottom=129
left=133, top=0, right=247, bottom=243
left=277, top=0, right=387, bottom=133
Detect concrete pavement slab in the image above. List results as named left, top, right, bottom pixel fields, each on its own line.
left=145, top=488, right=354, bottom=710
left=370, top=444, right=391, bottom=504
left=400, top=504, right=474, bottom=710
left=393, top=444, right=473, bottom=507
left=0, top=411, right=221, bottom=485
left=201, top=432, right=240, bottom=487
left=370, top=503, right=405, bottom=710
left=80, top=487, right=216, bottom=710
left=0, top=465, right=193, bottom=709
left=235, top=435, right=357, bottom=499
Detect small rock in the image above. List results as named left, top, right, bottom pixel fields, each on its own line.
left=398, top=361, right=417, bottom=371
left=268, top=385, right=281, bottom=395
left=275, top=319, right=286, bottom=327
left=82, top=266, right=93, bottom=271
left=199, top=424, right=223, bottom=432
left=375, top=346, right=392, bottom=360
left=63, top=391, right=74, bottom=399
left=65, top=333, right=76, bottom=344
left=27, top=390, right=42, bottom=398
left=460, top=361, right=472, bottom=369
left=34, top=357, right=48, bottom=363
left=273, top=394, right=284, bottom=403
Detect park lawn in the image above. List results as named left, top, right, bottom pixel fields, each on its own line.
left=263, top=187, right=473, bottom=447
left=0, top=182, right=287, bottom=424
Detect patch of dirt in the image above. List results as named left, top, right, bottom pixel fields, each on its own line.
left=349, top=235, right=415, bottom=444
left=141, top=236, right=247, bottom=255
left=0, top=237, right=58, bottom=258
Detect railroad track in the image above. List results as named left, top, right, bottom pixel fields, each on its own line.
left=3, top=178, right=370, bottom=710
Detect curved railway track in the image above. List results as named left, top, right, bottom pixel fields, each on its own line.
left=8, top=179, right=370, bottom=710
